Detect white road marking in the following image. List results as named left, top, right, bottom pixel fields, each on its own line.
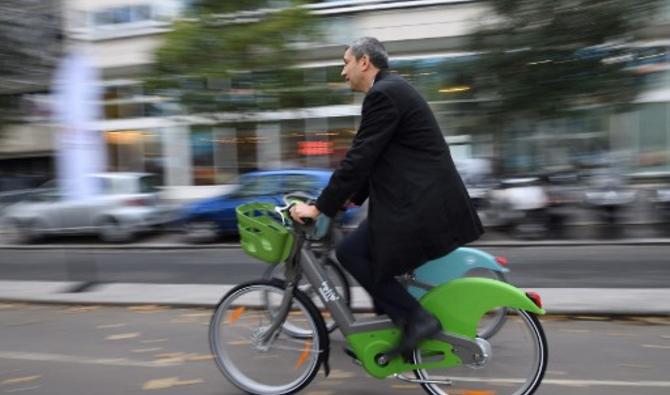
left=0, top=351, right=177, bottom=368
left=642, top=344, right=670, bottom=350
left=448, top=376, right=670, bottom=388
left=5, top=386, right=41, bottom=393
left=2, top=376, right=41, bottom=385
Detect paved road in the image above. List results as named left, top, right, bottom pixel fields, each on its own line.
left=2, top=219, right=670, bottom=247
left=0, top=245, right=668, bottom=288
left=1, top=303, right=668, bottom=395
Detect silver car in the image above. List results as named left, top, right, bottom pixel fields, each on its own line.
left=1, top=172, right=169, bottom=243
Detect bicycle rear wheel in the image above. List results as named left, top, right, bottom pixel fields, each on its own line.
left=414, top=309, right=547, bottom=395
left=209, top=279, right=328, bottom=395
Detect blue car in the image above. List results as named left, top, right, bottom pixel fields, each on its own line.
left=180, top=169, right=361, bottom=242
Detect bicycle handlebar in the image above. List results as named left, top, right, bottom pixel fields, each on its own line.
left=276, top=191, right=350, bottom=240
left=282, top=191, right=318, bottom=205
left=274, top=192, right=318, bottom=229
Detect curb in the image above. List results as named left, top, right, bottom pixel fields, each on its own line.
left=1, top=281, right=669, bottom=316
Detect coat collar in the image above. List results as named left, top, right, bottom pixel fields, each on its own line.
left=373, top=69, right=389, bottom=85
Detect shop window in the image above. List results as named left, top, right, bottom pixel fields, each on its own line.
left=638, top=103, right=670, bottom=168
left=104, top=130, right=164, bottom=183
left=191, top=126, right=215, bottom=185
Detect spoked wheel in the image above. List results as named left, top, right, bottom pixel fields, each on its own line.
left=263, top=258, right=351, bottom=337
left=209, top=279, right=329, bottom=395
left=413, top=310, right=547, bottom=395
left=465, top=269, right=509, bottom=339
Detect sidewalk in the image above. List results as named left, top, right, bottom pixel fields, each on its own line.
left=1, top=280, right=668, bottom=315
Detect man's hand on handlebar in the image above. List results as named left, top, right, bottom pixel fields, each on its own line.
left=289, top=202, right=320, bottom=225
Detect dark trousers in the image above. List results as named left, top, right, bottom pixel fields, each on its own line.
left=335, top=219, right=422, bottom=326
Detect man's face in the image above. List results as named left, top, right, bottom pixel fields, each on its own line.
left=341, top=48, right=368, bottom=92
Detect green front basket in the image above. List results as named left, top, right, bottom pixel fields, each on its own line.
left=236, top=202, right=294, bottom=264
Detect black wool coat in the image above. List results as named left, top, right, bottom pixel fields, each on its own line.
left=316, top=70, right=484, bottom=283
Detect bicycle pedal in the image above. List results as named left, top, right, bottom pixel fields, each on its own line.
left=376, top=349, right=410, bottom=366
left=377, top=342, right=417, bottom=366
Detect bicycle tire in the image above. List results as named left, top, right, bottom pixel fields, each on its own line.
left=414, top=310, right=548, bottom=395
left=209, top=279, right=329, bottom=395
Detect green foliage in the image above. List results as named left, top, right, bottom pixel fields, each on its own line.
left=469, top=0, right=663, bottom=120
left=145, top=0, right=334, bottom=114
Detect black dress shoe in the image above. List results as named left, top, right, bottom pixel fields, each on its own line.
left=396, top=308, right=442, bottom=359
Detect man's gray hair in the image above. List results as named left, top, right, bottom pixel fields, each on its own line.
left=348, top=37, right=389, bottom=69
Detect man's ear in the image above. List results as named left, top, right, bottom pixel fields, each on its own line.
left=360, top=55, right=371, bottom=71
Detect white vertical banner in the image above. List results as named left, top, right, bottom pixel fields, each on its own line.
left=52, top=52, right=105, bottom=201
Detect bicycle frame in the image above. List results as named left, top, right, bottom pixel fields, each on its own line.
left=216, top=200, right=547, bottom=394
left=268, top=226, right=499, bottom=379
left=263, top=200, right=543, bottom=379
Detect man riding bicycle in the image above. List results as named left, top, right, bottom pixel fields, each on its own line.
left=290, top=37, right=483, bottom=357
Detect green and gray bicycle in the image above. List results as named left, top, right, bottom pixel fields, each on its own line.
left=209, top=198, right=548, bottom=395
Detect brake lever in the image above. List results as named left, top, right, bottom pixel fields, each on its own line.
left=274, top=202, right=294, bottom=226
left=275, top=202, right=315, bottom=226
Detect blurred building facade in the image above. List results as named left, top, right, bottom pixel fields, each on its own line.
left=0, top=0, right=62, bottom=190
left=5, top=0, right=670, bottom=188
left=60, top=0, right=495, bottom=187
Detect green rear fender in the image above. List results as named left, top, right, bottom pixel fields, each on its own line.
left=346, top=277, right=544, bottom=379
left=421, top=277, right=545, bottom=339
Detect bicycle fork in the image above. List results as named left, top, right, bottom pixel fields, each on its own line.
left=259, top=250, right=304, bottom=345
left=259, top=281, right=298, bottom=345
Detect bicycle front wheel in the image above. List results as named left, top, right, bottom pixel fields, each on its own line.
left=414, top=309, right=547, bottom=395
left=209, top=279, right=328, bottom=395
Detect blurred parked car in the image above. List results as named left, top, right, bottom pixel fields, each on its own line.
left=0, top=189, right=37, bottom=217
left=178, top=169, right=361, bottom=243
left=1, top=172, right=170, bottom=243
